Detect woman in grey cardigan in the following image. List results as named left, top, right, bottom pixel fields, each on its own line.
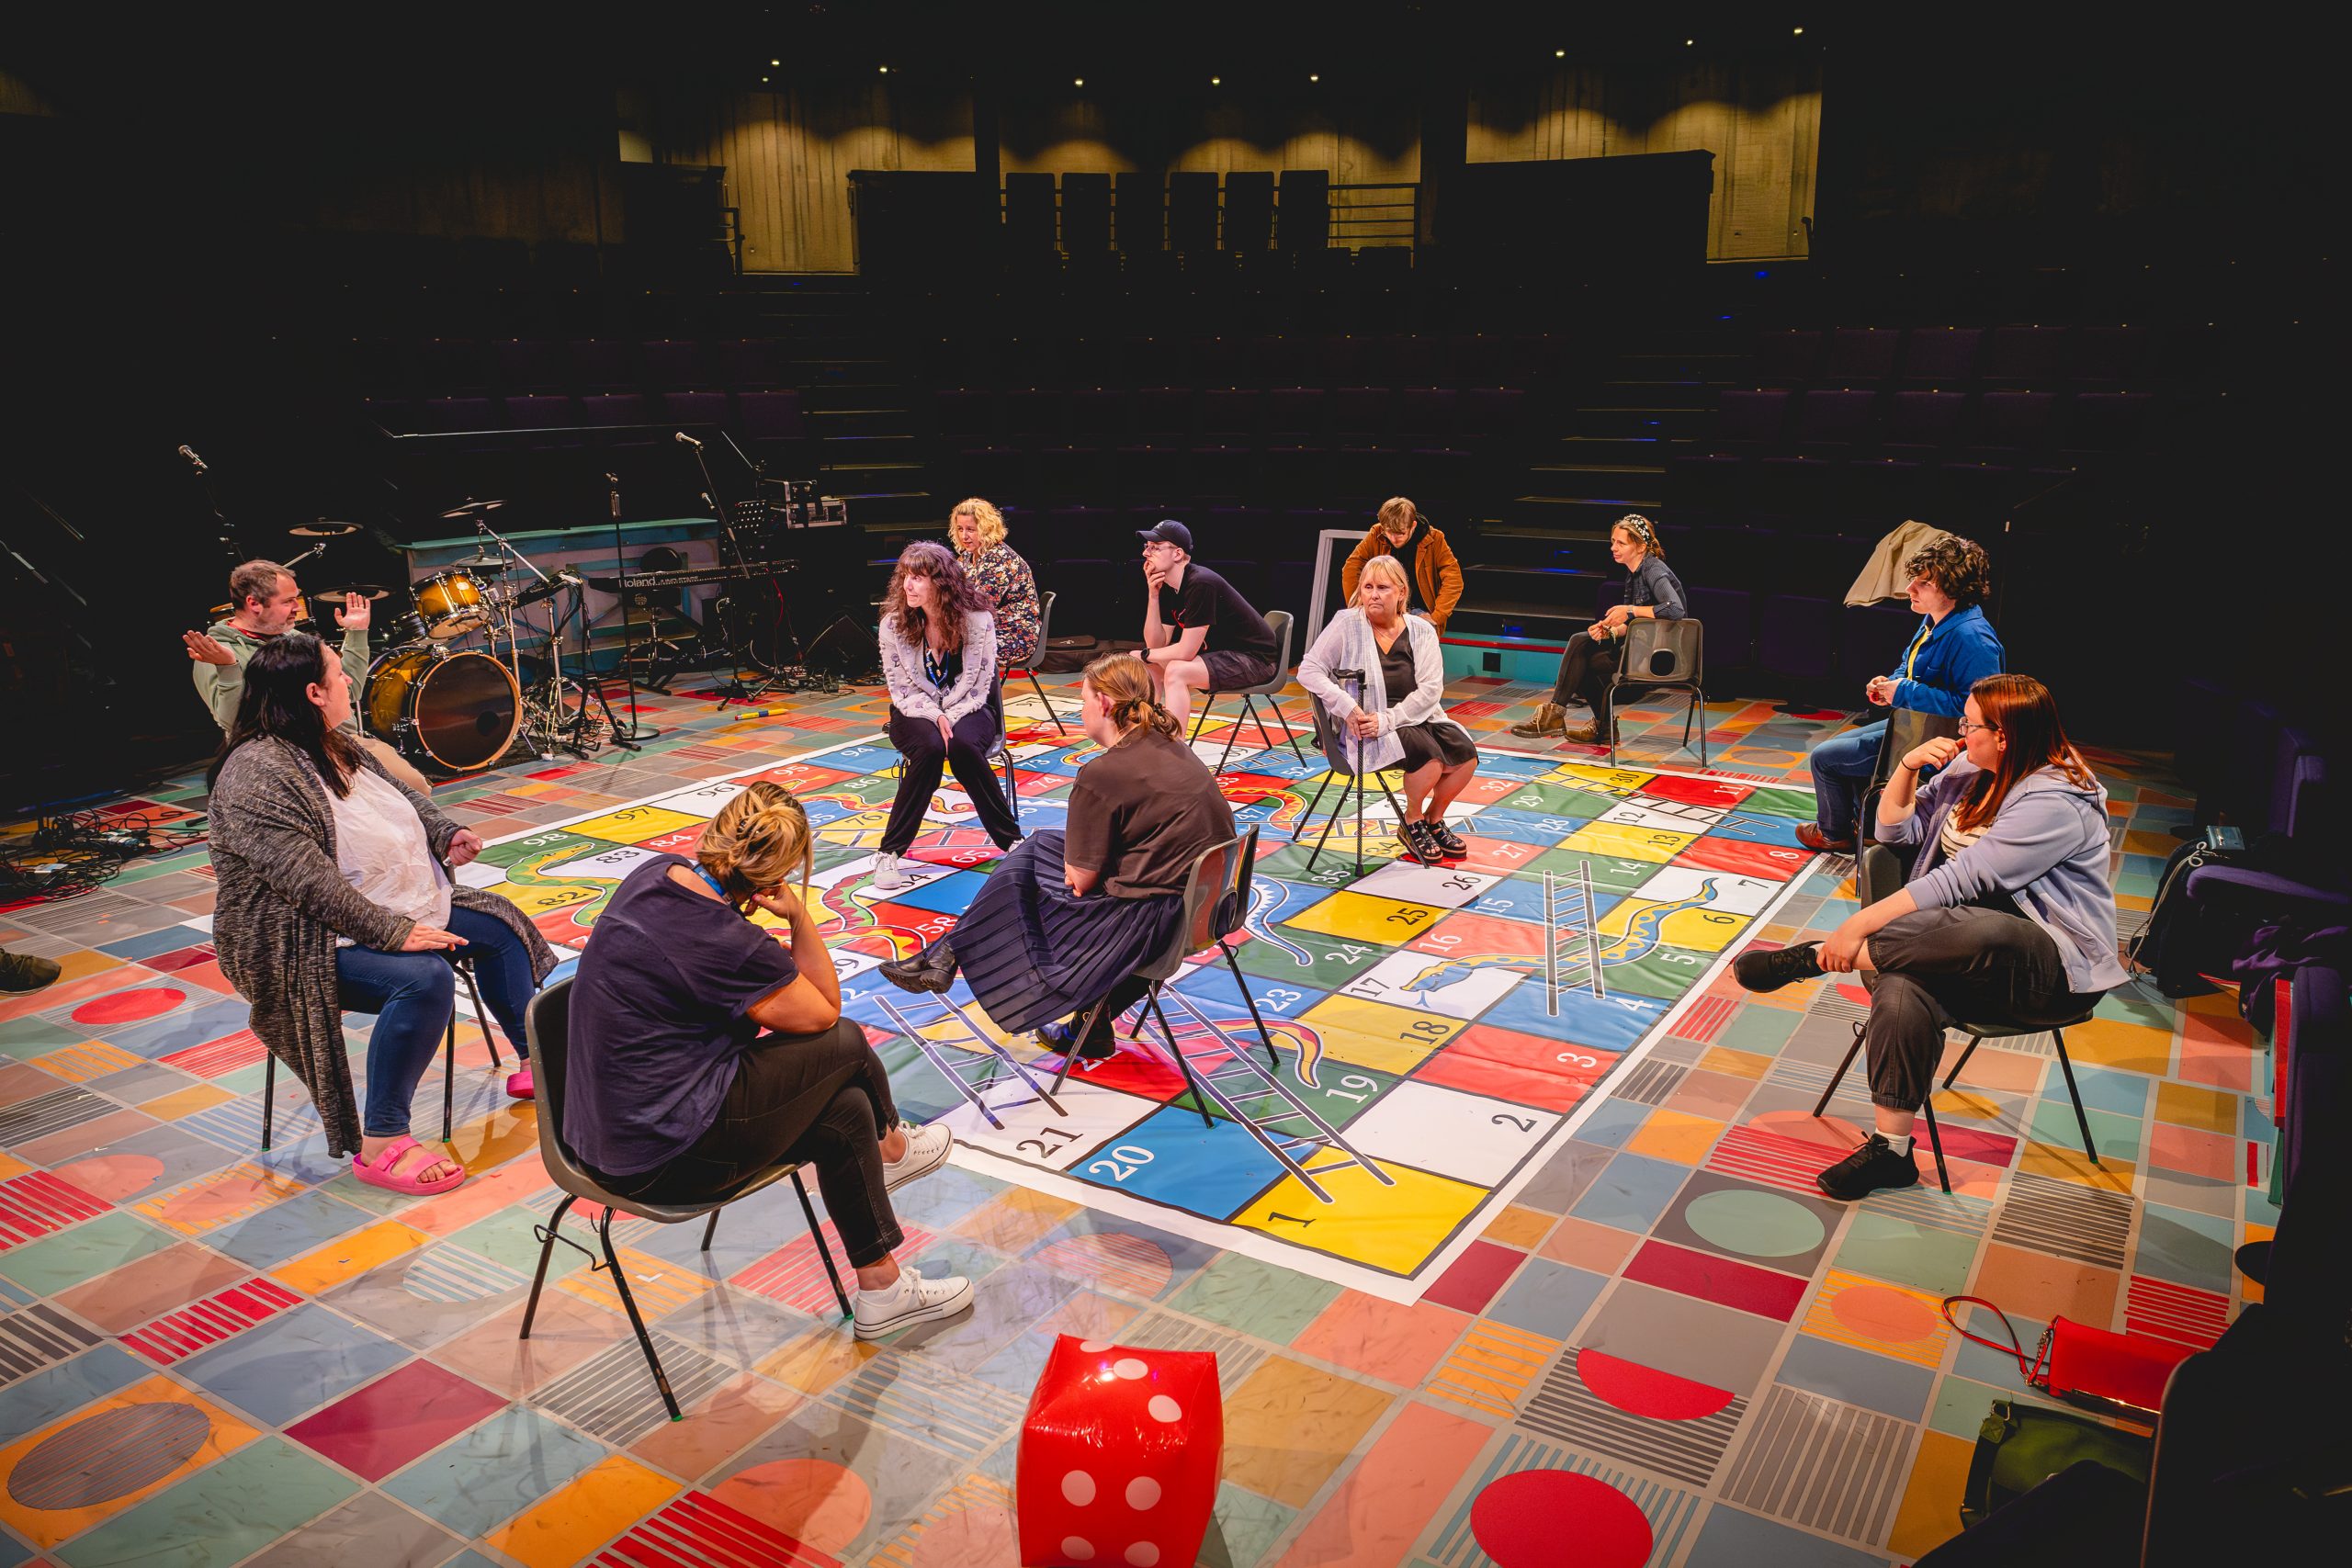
left=1297, top=554, right=1481, bottom=866
left=207, top=635, right=555, bottom=1193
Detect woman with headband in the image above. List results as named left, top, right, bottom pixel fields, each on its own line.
left=1512, top=513, right=1688, bottom=745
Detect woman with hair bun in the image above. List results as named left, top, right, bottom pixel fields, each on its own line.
left=1512, top=513, right=1688, bottom=745
left=568, top=780, right=973, bottom=1339
left=879, top=653, right=1237, bottom=1061
left=948, top=497, right=1043, bottom=671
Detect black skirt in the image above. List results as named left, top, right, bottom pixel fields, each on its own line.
left=956, top=829, right=1185, bottom=1033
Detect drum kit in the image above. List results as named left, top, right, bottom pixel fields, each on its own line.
left=275, top=502, right=623, bottom=774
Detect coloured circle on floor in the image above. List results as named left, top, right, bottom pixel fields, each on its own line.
left=9, top=1403, right=211, bottom=1509
left=1829, top=1282, right=1942, bottom=1345
left=1576, top=1349, right=1736, bottom=1421
left=706, top=1458, right=872, bottom=1553
left=1471, top=1470, right=1652, bottom=1568
left=1682, top=1188, right=1826, bottom=1258
left=71, top=987, right=186, bottom=1027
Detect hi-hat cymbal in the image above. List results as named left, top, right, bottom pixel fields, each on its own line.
left=289, top=519, right=363, bottom=538
left=443, top=553, right=507, bottom=570
left=315, top=584, right=392, bottom=602
left=439, top=498, right=505, bottom=518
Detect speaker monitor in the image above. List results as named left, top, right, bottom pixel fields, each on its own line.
left=804, top=615, right=879, bottom=676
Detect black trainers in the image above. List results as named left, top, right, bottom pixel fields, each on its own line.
left=1038, top=1019, right=1117, bottom=1061
left=1426, top=820, right=1468, bottom=859
left=1732, top=942, right=1823, bottom=994
left=0, top=949, right=61, bottom=994
left=1815, top=1134, right=1921, bottom=1201
left=880, top=940, right=958, bottom=994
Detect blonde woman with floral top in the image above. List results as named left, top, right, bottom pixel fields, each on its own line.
left=949, top=498, right=1042, bottom=671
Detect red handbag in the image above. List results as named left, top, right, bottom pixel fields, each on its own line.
left=1942, top=1295, right=2193, bottom=1416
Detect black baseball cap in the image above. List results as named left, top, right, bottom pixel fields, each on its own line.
left=1136, top=519, right=1193, bottom=552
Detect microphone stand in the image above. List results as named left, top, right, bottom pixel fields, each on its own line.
left=604, top=473, right=657, bottom=742
left=470, top=513, right=565, bottom=760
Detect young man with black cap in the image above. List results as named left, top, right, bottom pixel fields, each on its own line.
left=1136, top=520, right=1278, bottom=733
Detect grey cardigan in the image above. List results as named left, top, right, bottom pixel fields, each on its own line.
left=207, top=738, right=555, bottom=1156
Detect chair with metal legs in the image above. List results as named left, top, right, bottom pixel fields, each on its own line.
left=517, top=978, right=850, bottom=1420
left=877, top=684, right=1023, bottom=836
left=1811, top=843, right=2104, bottom=1194
left=1185, top=609, right=1309, bottom=772
left=1287, top=680, right=1426, bottom=874
left=261, top=953, right=498, bottom=1152
left=1002, top=590, right=1067, bottom=735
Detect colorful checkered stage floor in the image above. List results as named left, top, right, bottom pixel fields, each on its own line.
left=0, top=671, right=2252, bottom=1568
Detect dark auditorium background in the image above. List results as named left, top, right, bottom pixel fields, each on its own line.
left=0, top=5, right=2329, bottom=808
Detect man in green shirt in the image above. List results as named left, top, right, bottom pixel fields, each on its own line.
left=184, top=559, right=433, bottom=793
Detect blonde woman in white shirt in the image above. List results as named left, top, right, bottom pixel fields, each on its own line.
left=873, top=542, right=1023, bottom=892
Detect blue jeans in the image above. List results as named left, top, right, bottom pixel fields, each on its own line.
left=336, top=905, right=537, bottom=1138
left=1808, top=719, right=1886, bottom=840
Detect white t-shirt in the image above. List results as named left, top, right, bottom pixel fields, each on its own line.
left=324, top=765, right=451, bottom=946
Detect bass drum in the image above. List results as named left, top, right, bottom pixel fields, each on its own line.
left=362, top=649, right=519, bottom=773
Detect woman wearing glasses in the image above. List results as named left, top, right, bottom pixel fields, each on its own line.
left=1731, top=674, right=2126, bottom=1200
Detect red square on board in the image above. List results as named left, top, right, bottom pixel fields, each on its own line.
left=286, top=1359, right=506, bottom=1481
left=1640, top=775, right=1756, bottom=809
left=1421, top=1239, right=1524, bottom=1314
left=1673, top=835, right=1812, bottom=883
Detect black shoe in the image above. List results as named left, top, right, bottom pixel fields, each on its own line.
left=1038, top=1019, right=1116, bottom=1061
left=1426, top=820, right=1468, bottom=860
left=0, top=949, right=62, bottom=994
left=1732, top=942, right=1822, bottom=994
left=1400, top=820, right=1442, bottom=865
left=880, top=940, right=958, bottom=994
left=1815, top=1134, right=1921, bottom=1201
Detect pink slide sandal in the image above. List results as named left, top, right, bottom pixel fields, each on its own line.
left=352, top=1134, right=468, bottom=1195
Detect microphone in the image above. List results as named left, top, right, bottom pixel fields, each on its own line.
left=673, top=432, right=703, bottom=448
left=178, top=445, right=208, bottom=474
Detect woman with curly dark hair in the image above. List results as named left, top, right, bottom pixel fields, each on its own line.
left=1801, top=534, right=2005, bottom=852
left=874, top=541, right=1021, bottom=891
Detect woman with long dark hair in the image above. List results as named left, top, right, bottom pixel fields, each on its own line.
left=879, top=653, right=1237, bottom=1061
left=873, top=541, right=1021, bottom=892
left=206, top=635, right=555, bottom=1194
left=1732, top=674, right=2126, bottom=1200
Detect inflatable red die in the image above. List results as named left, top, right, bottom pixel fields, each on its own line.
left=1017, top=1333, right=1223, bottom=1568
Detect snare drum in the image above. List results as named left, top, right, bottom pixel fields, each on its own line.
left=362, top=648, right=520, bottom=773
left=413, top=570, right=491, bottom=638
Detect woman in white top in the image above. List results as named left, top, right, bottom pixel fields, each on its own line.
left=1297, top=554, right=1482, bottom=865
left=205, top=635, right=553, bottom=1196
left=873, top=541, right=1023, bottom=892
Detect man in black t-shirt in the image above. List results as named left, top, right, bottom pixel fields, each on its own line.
left=1136, top=519, right=1278, bottom=731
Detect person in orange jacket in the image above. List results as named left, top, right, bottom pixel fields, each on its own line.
left=1340, top=497, right=1463, bottom=631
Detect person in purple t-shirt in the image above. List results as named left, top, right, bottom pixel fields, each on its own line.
left=566, top=781, right=975, bottom=1339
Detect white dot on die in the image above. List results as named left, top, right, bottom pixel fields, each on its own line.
left=1147, top=1394, right=1182, bottom=1423
left=1079, top=1338, right=1111, bottom=1352
left=1061, top=1537, right=1094, bottom=1562
left=1112, top=1357, right=1149, bottom=1380
left=1126, top=1476, right=1162, bottom=1510
left=1125, top=1544, right=1161, bottom=1567
left=1061, top=1470, right=1097, bottom=1506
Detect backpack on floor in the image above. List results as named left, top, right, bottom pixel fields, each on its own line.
left=2126, top=837, right=2234, bottom=997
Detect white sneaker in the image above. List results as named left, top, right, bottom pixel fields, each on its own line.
left=881, top=1121, right=955, bottom=1192
left=872, top=853, right=910, bottom=893
left=853, top=1269, right=974, bottom=1339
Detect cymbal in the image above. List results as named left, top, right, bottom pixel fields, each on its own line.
left=315, top=585, right=392, bottom=602
left=439, top=498, right=505, bottom=518
left=289, top=519, right=363, bottom=538
left=441, top=554, right=507, bottom=570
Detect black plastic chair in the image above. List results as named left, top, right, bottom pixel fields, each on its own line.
left=1047, top=826, right=1280, bottom=1121
left=517, top=978, right=850, bottom=1419
left=1289, top=682, right=1422, bottom=874
left=1859, top=706, right=1960, bottom=849
left=262, top=953, right=495, bottom=1152
left=1814, top=841, right=2102, bottom=1194
left=1185, top=610, right=1309, bottom=771
left=1605, top=617, right=1708, bottom=767
left=1004, top=589, right=1067, bottom=735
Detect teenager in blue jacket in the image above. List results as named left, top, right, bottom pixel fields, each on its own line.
left=1800, top=536, right=2005, bottom=852
left=1736, top=674, right=2125, bottom=1199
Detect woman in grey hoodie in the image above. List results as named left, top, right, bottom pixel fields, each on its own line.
left=1735, top=674, right=2125, bottom=1199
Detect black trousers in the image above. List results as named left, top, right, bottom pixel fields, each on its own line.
left=882, top=692, right=1021, bottom=856
left=602, top=1019, right=907, bottom=1269
left=1863, top=907, right=2103, bottom=1112
left=1550, top=632, right=1623, bottom=721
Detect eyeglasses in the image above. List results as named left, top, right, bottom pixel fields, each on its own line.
left=1956, top=719, right=1999, bottom=738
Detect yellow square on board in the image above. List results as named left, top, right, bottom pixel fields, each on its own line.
left=486, top=1455, right=681, bottom=1568
left=1235, top=1159, right=1487, bottom=1276
left=1298, top=994, right=1464, bottom=1073
left=1623, top=1109, right=1724, bottom=1165
left=563, top=805, right=710, bottom=845
left=270, top=1217, right=432, bottom=1296
left=490, top=882, right=602, bottom=919
left=1547, top=762, right=1657, bottom=795
left=1282, top=889, right=1448, bottom=945
left=1561, top=820, right=1697, bottom=864
left=2154, top=1080, right=2237, bottom=1134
